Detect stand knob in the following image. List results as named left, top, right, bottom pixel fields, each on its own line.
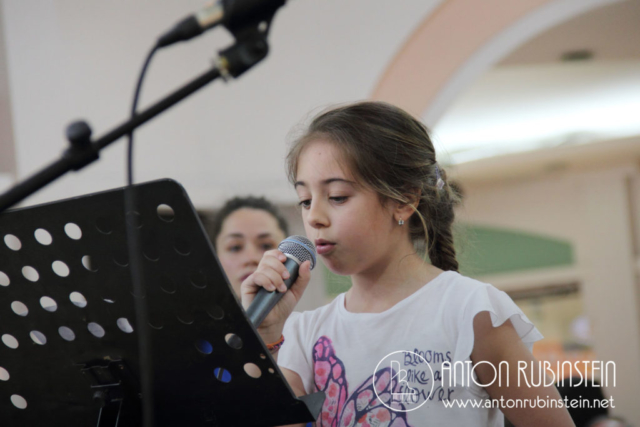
left=66, top=120, right=93, bottom=148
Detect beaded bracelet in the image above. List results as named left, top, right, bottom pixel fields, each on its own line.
left=266, top=334, right=285, bottom=353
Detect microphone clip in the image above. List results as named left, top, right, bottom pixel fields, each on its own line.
left=217, top=26, right=270, bottom=79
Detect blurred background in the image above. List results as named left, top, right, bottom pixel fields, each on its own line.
left=1, top=0, right=639, bottom=424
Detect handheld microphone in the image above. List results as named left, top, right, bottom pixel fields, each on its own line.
left=157, top=0, right=287, bottom=48
left=246, top=235, right=316, bottom=328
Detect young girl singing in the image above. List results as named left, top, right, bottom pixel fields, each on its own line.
left=241, top=102, right=575, bottom=427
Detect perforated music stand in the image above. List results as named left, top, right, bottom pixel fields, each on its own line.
left=0, top=179, right=324, bottom=426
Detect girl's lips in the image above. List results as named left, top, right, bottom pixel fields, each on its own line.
left=316, top=243, right=336, bottom=255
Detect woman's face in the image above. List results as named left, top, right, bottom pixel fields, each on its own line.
left=215, top=208, right=286, bottom=297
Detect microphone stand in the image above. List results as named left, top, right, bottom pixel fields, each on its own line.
left=0, top=26, right=270, bottom=215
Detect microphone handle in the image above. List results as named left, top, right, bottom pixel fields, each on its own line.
left=246, top=257, right=299, bottom=328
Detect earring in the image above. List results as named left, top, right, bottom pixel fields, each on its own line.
left=398, top=218, right=405, bottom=226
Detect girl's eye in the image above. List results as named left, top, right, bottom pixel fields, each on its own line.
left=261, top=243, right=275, bottom=251
left=298, top=199, right=311, bottom=209
left=298, top=197, right=348, bottom=209
left=228, top=245, right=242, bottom=252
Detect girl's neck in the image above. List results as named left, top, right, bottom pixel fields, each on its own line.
left=345, top=247, right=444, bottom=314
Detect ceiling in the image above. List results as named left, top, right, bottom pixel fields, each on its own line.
left=433, top=0, right=640, bottom=167
left=500, top=0, right=640, bottom=65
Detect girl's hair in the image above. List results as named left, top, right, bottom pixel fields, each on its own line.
left=286, top=101, right=463, bottom=272
left=208, top=196, right=289, bottom=248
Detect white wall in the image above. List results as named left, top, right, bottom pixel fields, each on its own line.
left=455, top=155, right=640, bottom=424
left=0, top=0, right=15, bottom=180
left=0, top=0, right=440, bottom=209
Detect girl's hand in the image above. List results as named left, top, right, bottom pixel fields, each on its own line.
left=240, top=249, right=312, bottom=331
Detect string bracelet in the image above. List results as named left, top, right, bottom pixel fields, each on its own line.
left=266, top=334, right=285, bottom=353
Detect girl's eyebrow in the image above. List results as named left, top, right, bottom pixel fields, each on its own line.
left=294, top=178, right=356, bottom=188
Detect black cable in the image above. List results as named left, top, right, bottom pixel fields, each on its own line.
left=124, top=44, right=159, bottom=427
left=128, top=45, right=159, bottom=186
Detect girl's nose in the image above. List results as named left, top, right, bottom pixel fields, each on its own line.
left=307, top=201, right=329, bottom=229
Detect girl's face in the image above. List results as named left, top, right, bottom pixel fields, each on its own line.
left=295, top=139, right=399, bottom=276
left=215, top=208, right=286, bottom=296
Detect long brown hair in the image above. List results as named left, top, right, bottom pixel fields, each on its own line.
left=286, top=101, right=462, bottom=272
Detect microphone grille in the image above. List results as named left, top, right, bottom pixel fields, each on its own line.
left=278, top=235, right=316, bottom=270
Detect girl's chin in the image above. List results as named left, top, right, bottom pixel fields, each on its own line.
left=322, top=260, right=355, bottom=277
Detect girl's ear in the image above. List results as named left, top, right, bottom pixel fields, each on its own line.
left=395, top=189, right=421, bottom=222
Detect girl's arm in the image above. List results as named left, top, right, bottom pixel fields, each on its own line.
left=470, top=311, right=576, bottom=427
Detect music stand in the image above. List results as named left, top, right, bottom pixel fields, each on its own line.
left=0, top=179, right=324, bottom=426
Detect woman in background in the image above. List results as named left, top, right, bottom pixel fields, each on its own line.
left=209, top=196, right=289, bottom=297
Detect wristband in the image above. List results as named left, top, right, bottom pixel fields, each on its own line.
left=266, top=334, right=285, bottom=353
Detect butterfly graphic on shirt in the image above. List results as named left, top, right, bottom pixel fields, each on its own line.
left=312, top=336, right=413, bottom=427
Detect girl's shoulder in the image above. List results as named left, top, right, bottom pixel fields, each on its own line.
left=431, top=270, right=499, bottom=302
left=436, top=271, right=536, bottom=332
left=441, top=272, right=544, bottom=376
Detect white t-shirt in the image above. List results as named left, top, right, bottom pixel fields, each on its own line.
left=278, top=270, right=544, bottom=427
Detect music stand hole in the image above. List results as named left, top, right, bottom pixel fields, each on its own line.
left=4, top=234, right=21, bottom=251
left=213, top=368, right=232, bottom=383
left=268, top=368, right=275, bottom=374
left=0, top=367, right=9, bottom=381
left=160, top=278, right=177, bottom=294
left=157, top=204, right=175, bottom=222
left=2, top=334, right=18, bottom=349
left=88, top=322, right=105, bottom=338
left=11, top=301, right=28, bottom=317
left=34, top=228, right=53, bottom=245
left=143, top=246, right=160, bottom=262
left=0, top=271, right=9, bottom=287
left=130, top=288, right=146, bottom=298
left=117, top=318, right=134, bottom=333
left=195, top=340, right=213, bottom=355
left=190, top=271, right=206, bottom=289
left=176, top=312, right=195, bottom=325
left=207, top=306, right=224, bottom=320
left=260, top=353, right=267, bottom=360
left=64, top=223, right=82, bottom=240
left=96, top=217, right=113, bottom=234
left=148, top=319, right=163, bottom=330
left=40, top=296, right=57, bottom=312
left=58, top=326, right=76, bottom=342
left=225, top=333, right=243, bottom=350
left=70, top=292, right=87, bottom=308
left=244, top=363, right=262, bottom=379
left=10, top=394, right=27, bottom=410
left=52, top=261, right=70, bottom=277
left=126, top=211, right=143, bottom=229
left=113, top=254, right=129, bottom=267
left=82, top=255, right=98, bottom=272
left=22, top=266, right=39, bottom=282
left=103, top=297, right=116, bottom=304
left=30, top=330, right=47, bottom=345
left=174, top=237, right=191, bottom=256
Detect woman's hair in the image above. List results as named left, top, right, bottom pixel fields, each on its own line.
left=286, top=101, right=463, bottom=272
left=208, top=196, right=289, bottom=248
